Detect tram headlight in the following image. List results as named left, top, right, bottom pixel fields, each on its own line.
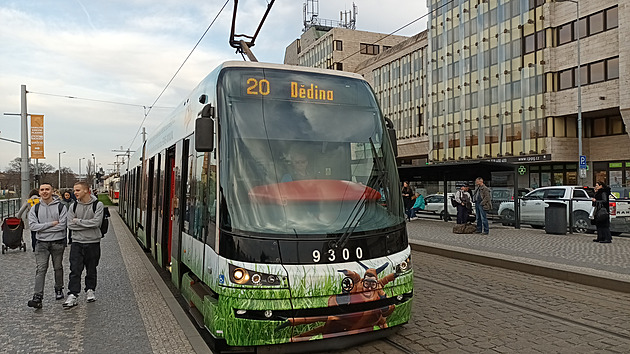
left=232, top=268, right=250, bottom=284
left=228, top=264, right=283, bottom=286
left=396, top=255, right=412, bottom=273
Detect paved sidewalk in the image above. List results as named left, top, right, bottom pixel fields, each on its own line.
left=0, top=209, right=209, bottom=354
left=406, top=218, right=630, bottom=289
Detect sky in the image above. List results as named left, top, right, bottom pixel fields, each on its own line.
left=0, top=0, right=428, bottom=175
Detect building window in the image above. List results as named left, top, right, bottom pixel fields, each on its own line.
left=574, top=17, right=587, bottom=39
left=559, top=69, right=573, bottom=90
left=383, top=45, right=392, bottom=51
left=334, top=40, right=343, bottom=51
left=558, top=23, right=572, bottom=45
left=606, top=7, right=618, bottom=29
left=524, top=33, right=536, bottom=54
left=334, top=62, right=343, bottom=71
left=590, top=12, right=605, bottom=35
left=590, top=61, right=605, bottom=83
left=607, top=57, right=619, bottom=79
left=360, top=43, right=379, bottom=55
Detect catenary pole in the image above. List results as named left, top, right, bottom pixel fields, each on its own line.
left=20, top=85, right=29, bottom=201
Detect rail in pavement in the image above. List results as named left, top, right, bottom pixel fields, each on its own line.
left=406, top=218, right=630, bottom=293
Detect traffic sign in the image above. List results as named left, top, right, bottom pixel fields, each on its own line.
left=579, top=169, right=587, bottom=178
left=579, top=155, right=586, bottom=169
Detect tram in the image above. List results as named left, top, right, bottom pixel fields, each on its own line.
left=106, top=176, right=120, bottom=204
left=119, top=61, right=413, bottom=350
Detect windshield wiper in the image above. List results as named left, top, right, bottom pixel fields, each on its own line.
left=333, top=138, right=388, bottom=250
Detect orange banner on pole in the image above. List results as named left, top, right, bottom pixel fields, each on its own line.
left=30, top=114, right=45, bottom=159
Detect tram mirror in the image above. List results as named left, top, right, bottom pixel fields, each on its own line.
left=384, top=117, right=398, bottom=157
left=195, top=118, right=214, bottom=152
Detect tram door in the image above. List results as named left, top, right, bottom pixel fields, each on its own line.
left=151, top=154, right=161, bottom=260
left=162, top=147, right=176, bottom=271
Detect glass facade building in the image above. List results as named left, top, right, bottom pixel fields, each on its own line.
left=427, top=0, right=546, bottom=162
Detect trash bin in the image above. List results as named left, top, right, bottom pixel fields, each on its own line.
left=545, top=201, right=567, bottom=235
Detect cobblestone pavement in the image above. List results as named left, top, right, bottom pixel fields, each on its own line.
left=0, top=210, right=204, bottom=354
left=330, top=251, right=630, bottom=354
left=406, top=217, right=630, bottom=280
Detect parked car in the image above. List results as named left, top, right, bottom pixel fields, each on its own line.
left=488, top=187, right=532, bottom=215
left=497, top=185, right=629, bottom=235
left=419, top=193, right=475, bottom=221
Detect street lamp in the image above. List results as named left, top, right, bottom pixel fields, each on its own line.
left=58, top=151, right=66, bottom=189
left=79, top=157, right=86, bottom=181
left=557, top=0, right=583, bottom=184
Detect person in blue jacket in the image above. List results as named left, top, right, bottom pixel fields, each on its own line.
left=409, top=192, right=425, bottom=220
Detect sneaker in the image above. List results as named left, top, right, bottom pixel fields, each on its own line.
left=63, top=294, right=78, bottom=309
left=86, top=289, right=96, bottom=303
left=27, top=295, right=43, bottom=309
left=55, top=288, right=64, bottom=300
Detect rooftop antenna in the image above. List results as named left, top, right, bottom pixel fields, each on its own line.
left=230, top=0, right=275, bottom=61
left=340, top=3, right=358, bottom=30
left=303, top=1, right=358, bottom=32
left=303, top=0, right=320, bottom=31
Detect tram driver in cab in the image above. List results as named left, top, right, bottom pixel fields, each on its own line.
left=281, top=146, right=315, bottom=182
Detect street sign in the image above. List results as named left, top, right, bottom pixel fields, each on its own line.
left=579, top=168, right=587, bottom=178
left=579, top=155, right=586, bottom=169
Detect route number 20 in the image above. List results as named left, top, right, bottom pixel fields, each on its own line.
left=312, top=247, right=363, bottom=263
left=246, top=78, right=270, bottom=95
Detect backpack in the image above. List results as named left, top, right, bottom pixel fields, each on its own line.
left=34, top=202, right=65, bottom=221
left=450, top=195, right=459, bottom=208
left=73, top=202, right=110, bottom=237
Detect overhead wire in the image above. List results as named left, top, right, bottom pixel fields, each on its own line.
left=28, top=91, right=172, bottom=109
left=126, top=0, right=231, bottom=152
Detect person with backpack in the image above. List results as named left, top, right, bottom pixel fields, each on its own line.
left=17, top=189, right=40, bottom=251
left=64, top=181, right=104, bottom=308
left=27, top=182, right=68, bottom=309
left=454, top=183, right=473, bottom=225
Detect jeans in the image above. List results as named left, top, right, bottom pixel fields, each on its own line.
left=34, top=240, right=66, bottom=296
left=475, top=203, right=489, bottom=233
left=68, top=243, right=101, bottom=295
left=31, top=231, right=37, bottom=251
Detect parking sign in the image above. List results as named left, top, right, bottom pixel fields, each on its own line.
left=579, top=155, right=586, bottom=169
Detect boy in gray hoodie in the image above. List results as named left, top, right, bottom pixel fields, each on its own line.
left=27, top=182, right=68, bottom=309
left=63, top=181, right=103, bottom=308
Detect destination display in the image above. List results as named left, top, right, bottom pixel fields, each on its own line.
left=230, top=70, right=361, bottom=105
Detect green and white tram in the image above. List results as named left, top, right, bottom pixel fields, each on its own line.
left=120, top=61, right=413, bottom=350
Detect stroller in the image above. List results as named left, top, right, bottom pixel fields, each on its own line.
left=2, top=217, right=26, bottom=254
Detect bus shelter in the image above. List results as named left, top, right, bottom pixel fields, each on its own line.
left=398, top=161, right=520, bottom=227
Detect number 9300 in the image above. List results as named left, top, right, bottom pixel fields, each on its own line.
left=312, top=247, right=363, bottom=263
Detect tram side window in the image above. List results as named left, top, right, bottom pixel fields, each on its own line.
left=184, top=138, right=210, bottom=243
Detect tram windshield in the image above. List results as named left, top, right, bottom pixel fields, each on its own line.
left=218, top=68, right=404, bottom=236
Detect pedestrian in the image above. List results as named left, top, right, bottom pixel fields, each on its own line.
left=409, top=192, right=425, bottom=220
left=455, top=183, right=472, bottom=224
left=473, top=177, right=491, bottom=234
left=27, top=182, right=68, bottom=309
left=592, top=181, right=612, bottom=243
left=60, top=189, right=74, bottom=209
left=17, top=189, right=40, bottom=252
left=61, top=189, right=74, bottom=244
left=64, top=181, right=104, bottom=308
left=401, top=181, right=414, bottom=221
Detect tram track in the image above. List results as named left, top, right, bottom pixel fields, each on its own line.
left=382, top=337, right=419, bottom=354
left=414, top=273, right=630, bottom=343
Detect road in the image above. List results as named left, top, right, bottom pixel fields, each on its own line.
left=327, top=250, right=630, bottom=353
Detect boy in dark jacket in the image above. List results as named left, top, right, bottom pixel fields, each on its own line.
left=63, top=182, right=104, bottom=308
